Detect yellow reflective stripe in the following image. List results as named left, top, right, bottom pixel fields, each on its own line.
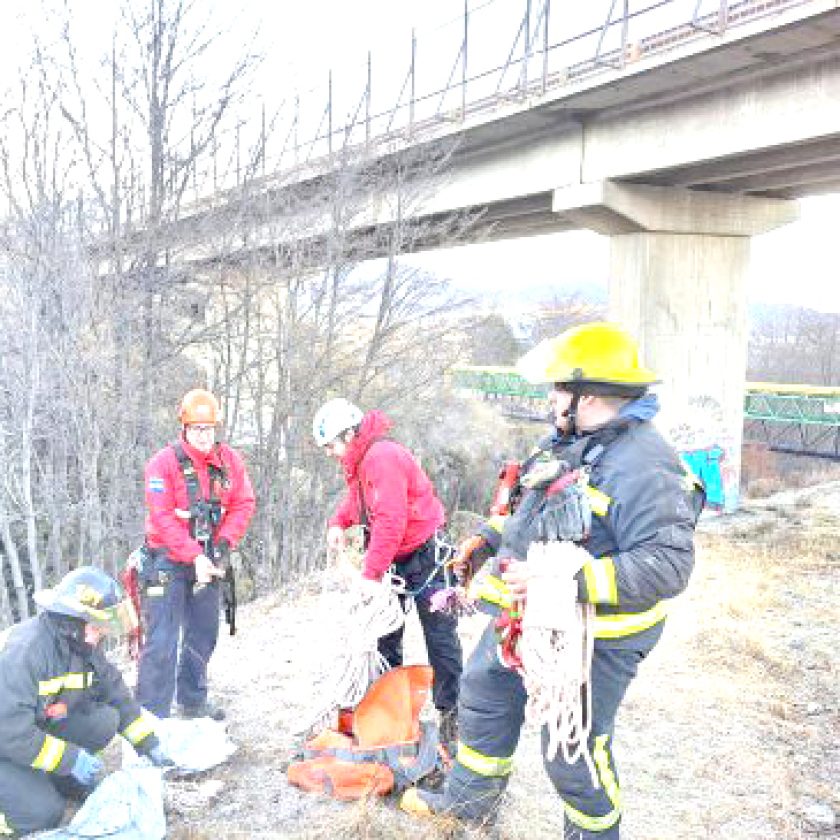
left=584, top=485, right=611, bottom=517
left=63, top=673, right=89, bottom=690
left=593, top=601, right=667, bottom=639
left=0, top=812, right=14, bottom=836
left=563, top=733, right=621, bottom=831
left=38, top=676, right=65, bottom=695
left=38, top=672, right=91, bottom=695
left=456, top=742, right=514, bottom=778
left=31, top=734, right=66, bottom=771
left=594, top=734, right=621, bottom=812
left=563, top=799, right=621, bottom=832
left=123, top=712, right=155, bottom=745
left=486, top=514, right=507, bottom=534
left=582, top=557, right=618, bottom=605
left=471, top=574, right=513, bottom=610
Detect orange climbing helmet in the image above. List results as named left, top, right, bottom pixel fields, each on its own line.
left=178, top=389, right=221, bottom=425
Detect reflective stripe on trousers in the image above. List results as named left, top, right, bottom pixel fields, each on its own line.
left=439, top=617, right=661, bottom=836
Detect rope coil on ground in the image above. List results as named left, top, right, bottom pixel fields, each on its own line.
left=302, top=565, right=405, bottom=734
left=518, top=540, right=597, bottom=787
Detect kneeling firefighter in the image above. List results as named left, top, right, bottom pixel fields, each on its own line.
left=0, top=567, right=172, bottom=838
left=401, top=322, right=705, bottom=837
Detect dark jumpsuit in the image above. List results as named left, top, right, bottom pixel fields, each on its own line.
left=434, top=417, right=705, bottom=838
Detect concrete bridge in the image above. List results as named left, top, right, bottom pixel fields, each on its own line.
left=162, top=0, right=840, bottom=509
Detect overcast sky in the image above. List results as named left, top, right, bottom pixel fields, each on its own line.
left=2, top=0, right=838, bottom=315
left=397, top=195, right=840, bottom=315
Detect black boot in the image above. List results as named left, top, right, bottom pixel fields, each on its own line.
left=438, top=708, right=458, bottom=758
left=177, top=701, right=225, bottom=721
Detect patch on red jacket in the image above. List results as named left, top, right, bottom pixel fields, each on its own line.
left=148, top=477, right=165, bottom=494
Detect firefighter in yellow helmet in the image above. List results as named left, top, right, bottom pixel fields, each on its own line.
left=402, top=322, right=705, bottom=838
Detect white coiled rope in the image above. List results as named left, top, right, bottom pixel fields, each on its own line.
left=518, top=540, right=597, bottom=787
left=302, top=569, right=406, bottom=734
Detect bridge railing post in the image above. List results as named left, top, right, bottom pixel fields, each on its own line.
left=462, top=0, right=469, bottom=120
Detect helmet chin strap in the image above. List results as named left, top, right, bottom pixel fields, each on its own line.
left=559, top=392, right=582, bottom=436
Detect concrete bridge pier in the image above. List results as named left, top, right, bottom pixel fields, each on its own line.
left=553, top=181, right=798, bottom=510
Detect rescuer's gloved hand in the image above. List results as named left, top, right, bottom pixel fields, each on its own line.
left=327, top=526, right=346, bottom=555
left=70, top=750, right=103, bottom=786
left=146, top=744, right=175, bottom=768
left=449, top=535, right=484, bottom=582
left=536, top=483, right=591, bottom=543
left=357, top=576, right=386, bottom=603
left=548, top=541, right=594, bottom=575
left=194, top=553, right=224, bottom=584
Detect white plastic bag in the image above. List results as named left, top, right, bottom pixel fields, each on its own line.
left=39, top=766, right=165, bottom=839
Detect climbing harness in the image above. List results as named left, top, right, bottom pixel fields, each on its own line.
left=390, top=532, right=457, bottom=599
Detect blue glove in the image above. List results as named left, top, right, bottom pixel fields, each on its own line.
left=70, top=750, right=103, bottom=786
left=146, top=744, right=174, bottom=768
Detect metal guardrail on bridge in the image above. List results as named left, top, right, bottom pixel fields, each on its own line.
left=451, top=365, right=840, bottom=459
left=133, top=0, right=815, bottom=223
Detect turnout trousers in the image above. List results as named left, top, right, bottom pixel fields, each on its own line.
left=0, top=703, right=119, bottom=837
left=435, top=619, right=660, bottom=837
left=135, top=558, right=220, bottom=718
left=377, top=536, right=463, bottom=712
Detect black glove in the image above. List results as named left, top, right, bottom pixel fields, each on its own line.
left=536, top=483, right=591, bottom=543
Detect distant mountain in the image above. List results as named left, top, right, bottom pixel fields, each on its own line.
left=461, top=281, right=607, bottom=316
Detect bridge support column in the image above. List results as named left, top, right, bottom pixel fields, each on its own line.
left=553, top=181, right=798, bottom=511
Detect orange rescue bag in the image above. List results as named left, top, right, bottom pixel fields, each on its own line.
left=287, top=665, right=441, bottom=800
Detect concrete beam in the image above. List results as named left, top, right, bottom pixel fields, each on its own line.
left=552, top=180, right=799, bottom=236
left=581, top=55, right=840, bottom=187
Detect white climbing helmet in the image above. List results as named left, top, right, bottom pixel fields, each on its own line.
left=312, top=398, right=364, bottom=447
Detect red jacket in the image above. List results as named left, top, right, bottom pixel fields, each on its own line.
left=144, top=438, right=256, bottom=565
left=328, top=411, right=444, bottom=580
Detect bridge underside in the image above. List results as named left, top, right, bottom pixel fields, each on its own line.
left=154, top=2, right=840, bottom=512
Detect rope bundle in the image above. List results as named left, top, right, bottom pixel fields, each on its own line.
left=302, top=571, right=405, bottom=734
left=518, top=541, right=597, bottom=786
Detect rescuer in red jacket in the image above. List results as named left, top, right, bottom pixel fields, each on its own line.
left=313, top=398, right=462, bottom=746
left=135, top=389, right=255, bottom=721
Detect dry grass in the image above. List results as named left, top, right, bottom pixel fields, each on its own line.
left=157, top=486, right=839, bottom=839
left=35, top=484, right=837, bottom=840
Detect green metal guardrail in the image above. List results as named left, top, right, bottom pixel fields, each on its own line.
left=451, top=365, right=840, bottom=427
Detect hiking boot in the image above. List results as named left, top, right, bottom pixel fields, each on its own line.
left=178, top=701, right=225, bottom=721
left=418, top=766, right=446, bottom=791
left=400, top=786, right=443, bottom=817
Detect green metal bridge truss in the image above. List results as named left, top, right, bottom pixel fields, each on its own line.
left=451, top=366, right=840, bottom=460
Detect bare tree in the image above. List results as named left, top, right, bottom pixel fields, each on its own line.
left=524, top=290, right=605, bottom=348
left=468, top=312, right=523, bottom=365
left=748, top=305, right=840, bottom=385
left=0, top=0, right=487, bottom=620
